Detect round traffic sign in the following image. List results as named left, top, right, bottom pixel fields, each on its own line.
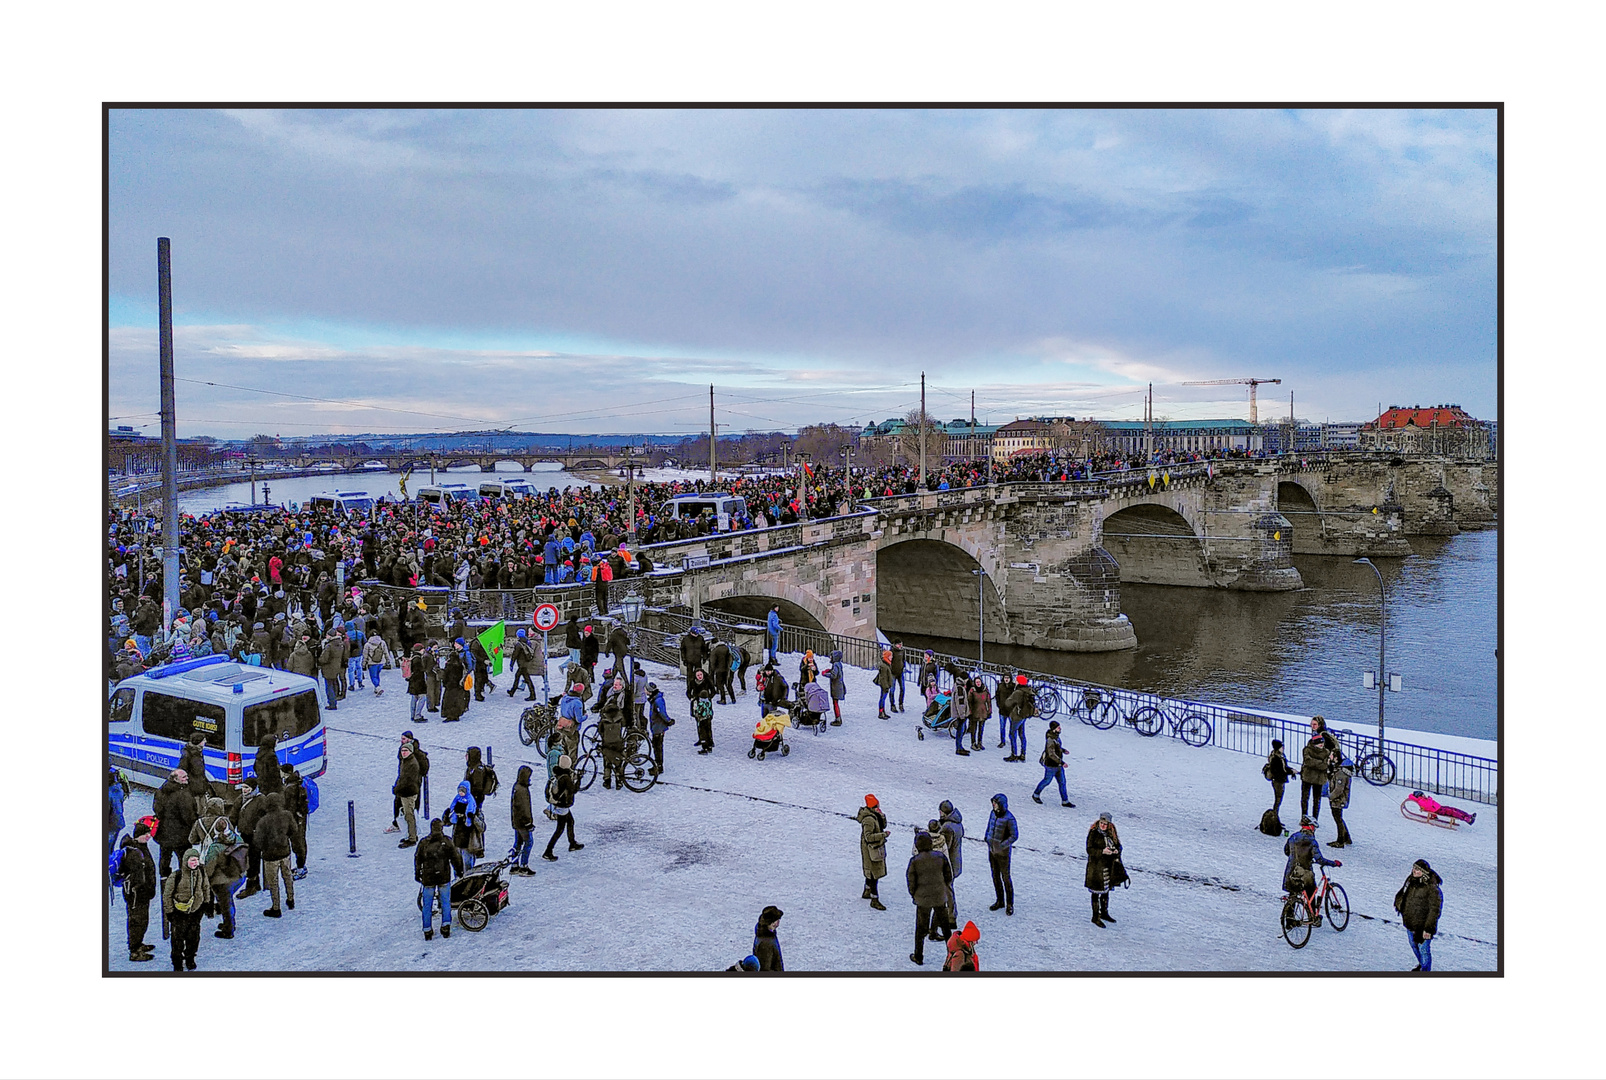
left=533, top=603, right=560, bottom=632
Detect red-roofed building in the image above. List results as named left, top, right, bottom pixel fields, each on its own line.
left=1359, top=404, right=1492, bottom=458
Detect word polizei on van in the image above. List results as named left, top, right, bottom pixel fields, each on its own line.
left=109, top=656, right=328, bottom=789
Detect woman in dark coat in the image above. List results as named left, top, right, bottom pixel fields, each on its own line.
left=1085, top=812, right=1128, bottom=928
left=254, top=735, right=283, bottom=796
left=440, top=644, right=470, bottom=723
left=966, top=676, right=992, bottom=751
left=857, top=795, right=889, bottom=910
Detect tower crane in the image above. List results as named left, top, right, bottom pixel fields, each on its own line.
left=1181, top=377, right=1282, bottom=424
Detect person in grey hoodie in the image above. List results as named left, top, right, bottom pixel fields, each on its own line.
left=984, top=793, right=1017, bottom=915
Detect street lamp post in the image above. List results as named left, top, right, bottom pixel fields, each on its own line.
left=972, top=567, right=986, bottom=668
left=1353, top=557, right=1389, bottom=754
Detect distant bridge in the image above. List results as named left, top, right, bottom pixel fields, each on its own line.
left=285, top=450, right=638, bottom=473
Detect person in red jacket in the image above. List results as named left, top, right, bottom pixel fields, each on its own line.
left=945, top=920, right=980, bottom=971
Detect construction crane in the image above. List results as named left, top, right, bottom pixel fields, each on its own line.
left=1181, top=377, right=1282, bottom=424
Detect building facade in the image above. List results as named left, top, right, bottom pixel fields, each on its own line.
left=1358, top=405, right=1491, bottom=459
left=1098, top=419, right=1263, bottom=457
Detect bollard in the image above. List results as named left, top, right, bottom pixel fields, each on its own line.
left=487, top=744, right=493, bottom=768
left=347, top=800, right=359, bottom=858
left=422, top=775, right=430, bottom=820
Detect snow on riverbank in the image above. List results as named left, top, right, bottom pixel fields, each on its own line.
left=108, top=651, right=1497, bottom=973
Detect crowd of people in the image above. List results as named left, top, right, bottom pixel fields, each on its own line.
left=106, top=454, right=1457, bottom=973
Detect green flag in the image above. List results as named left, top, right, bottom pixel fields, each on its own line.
left=477, top=620, right=507, bottom=676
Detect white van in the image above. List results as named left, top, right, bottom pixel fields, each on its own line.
left=108, top=656, right=327, bottom=789
left=415, top=482, right=478, bottom=509
left=664, top=492, right=748, bottom=532
left=477, top=478, right=538, bottom=501
left=308, top=490, right=376, bottom=516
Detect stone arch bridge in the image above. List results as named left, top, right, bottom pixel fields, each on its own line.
left=422, top=455, right=1495, bottom=654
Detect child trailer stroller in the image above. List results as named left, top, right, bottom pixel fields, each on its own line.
left=748, top=711, right=792, bottom=760
left=418, top=856, right=512, bottom=931
left=915, top=691, right=960, bottom=741
left=792, top=682, right=832, bottom=735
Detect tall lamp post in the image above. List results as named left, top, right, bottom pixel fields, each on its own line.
left=972, top=567, right=986, bottom=668
left=1352, top=557, right=1400, bottom=784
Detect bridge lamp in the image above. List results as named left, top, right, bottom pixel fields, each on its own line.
left=971, top=567, right=987, bottom=668
left=1352, top=557, right=1399, bottom=751
left=619, top=592, right=646, bottom=625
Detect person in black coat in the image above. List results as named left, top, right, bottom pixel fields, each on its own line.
left=177, top=734, right=211, bottom=805
left=1085, top=813, right=1128, bottom=928
left=906, top=832, right=954, bottom=966
left=578, top=625, right=600, bottom=677
left=541, top=758, right=583, bottom=860
left=1394, top=859, right=1444, bottom=971
left=233, top=778, right=266, bottom=898
left=440, top=645, right=469, bottom=722
left=117, top=819, right=159, bottom=962
left=679, top=629, right=707, bottom=679
left=752, top=906, right=784, bottom=972
left=510, top=765, right=535, bottom=875
left=394, top=746, right=422, bottom=847
left=605, top=625, right=631, bottom=682
left=253, top=791, right=300, bottom=917
left=406, top=644, right=430, bottom=721
left=153, top=770, right=198, bottom=877
left=709, top=640, right=735, bottom=704
left=687, top=669, right=717, bottom=753
left=254, top=736, right=283, bottom=796
left=415, top=818, right=463, bottom=940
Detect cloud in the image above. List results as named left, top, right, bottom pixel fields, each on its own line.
left=108, top=108, right=1498, bottom=430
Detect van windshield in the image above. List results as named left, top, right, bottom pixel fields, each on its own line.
left=141, top=690, right=228, bottom=749
left=309, top=498, right=336, bottom=511
left=479, top=485, right=500, bottom=497
left=242, top=691, right=322, bottom=747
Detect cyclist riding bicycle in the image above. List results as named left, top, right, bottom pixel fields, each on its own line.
left=1282, top=816, right=1340, bottom=922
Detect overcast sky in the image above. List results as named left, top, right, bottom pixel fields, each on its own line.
left=107, top=108, right=1496, bottom=440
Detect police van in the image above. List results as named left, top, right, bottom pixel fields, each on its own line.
left=415, top=482, right=479, bottom=509
left=663, top=492, right=748, bottom=532
left=108, top=656, right=327, bottom=789
left=477, top=478, right=538, bottom=501
left=308, top=490, right=376, bottom=517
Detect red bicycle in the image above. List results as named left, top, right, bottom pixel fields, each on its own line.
left=1280, top=865, right=1349, bottom=948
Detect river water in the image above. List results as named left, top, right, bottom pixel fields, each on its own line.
left=890, top=530, right=1499, bottom=743
left=174, top=462, right=605, bottom=515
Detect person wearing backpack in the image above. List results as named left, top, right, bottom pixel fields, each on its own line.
left=1327, top=757, right=1355, bottom=848
left=362, top=632, right=392, bottom=697
left=162, top=845, right=211, bottom=971
left=945, top=920, right=980, bottom=971
left=1032, top=721, right=1074, bottom=806
left=1300, top=717, right=1340, bottom=823
left=114, top=818, right=158, bottom=962
left=541, top=756, right=583, bottom=861
left=646, top=681, right=675, bottom=776
left=200, top=816, right=246, bottom=940
left=1262, top=739, right=1297, bottom=821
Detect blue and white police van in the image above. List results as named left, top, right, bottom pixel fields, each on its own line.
left=108, top=655, right=328, bottom=789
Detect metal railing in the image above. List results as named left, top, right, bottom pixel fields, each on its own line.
left=653, top=611, right=1498, bottom=806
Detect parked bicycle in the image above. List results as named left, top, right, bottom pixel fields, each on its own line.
left=1125, top=697, right=1214, bottom=747
left=1280, top=866, right=1349, bottom=948
left=1064, top=686, right=1124, bottom=730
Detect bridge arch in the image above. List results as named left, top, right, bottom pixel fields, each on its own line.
left=1276, top=481, right=1323, bottom=549
left=875, top=537, right=1009, bottom=643
left=1099, top=501, right=1209, bottom=587
left=701, top=583, right=831, bottom=633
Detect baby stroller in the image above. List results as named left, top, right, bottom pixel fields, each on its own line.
left=418, top=856, right=512, bottom=931
left=748, top=711, right=792, bottom=760
left=915, top=691, right=960, bottom=741
left=791, top=682, right=832, bottom=736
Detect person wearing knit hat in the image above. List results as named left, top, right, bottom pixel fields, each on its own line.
left=540, top=753, right=583, bottom=861
left=116, top=817, right=159, bottom=962
left=753, top=906, right=784, bottom=971
left=857, top=795, right=889, bottom=910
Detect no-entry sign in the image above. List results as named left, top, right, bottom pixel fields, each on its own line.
left=533, top=603, right=561, bottom=632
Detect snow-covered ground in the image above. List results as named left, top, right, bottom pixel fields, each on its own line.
left=108, top=652, right=1497, bottom=973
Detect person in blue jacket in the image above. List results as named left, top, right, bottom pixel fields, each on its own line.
left=985, top=793, right=1017, bottom=915
left=1282, top=816, right=1340, bottom=921
left=442, top=781, right=479, bottom=869
left=766, top=605, right=782, bottom=663
left=107, top=767, right=129, bottom=856
left=646, top=681, right=674, bottom=775
left=543, top=535, right=562, bottom=583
